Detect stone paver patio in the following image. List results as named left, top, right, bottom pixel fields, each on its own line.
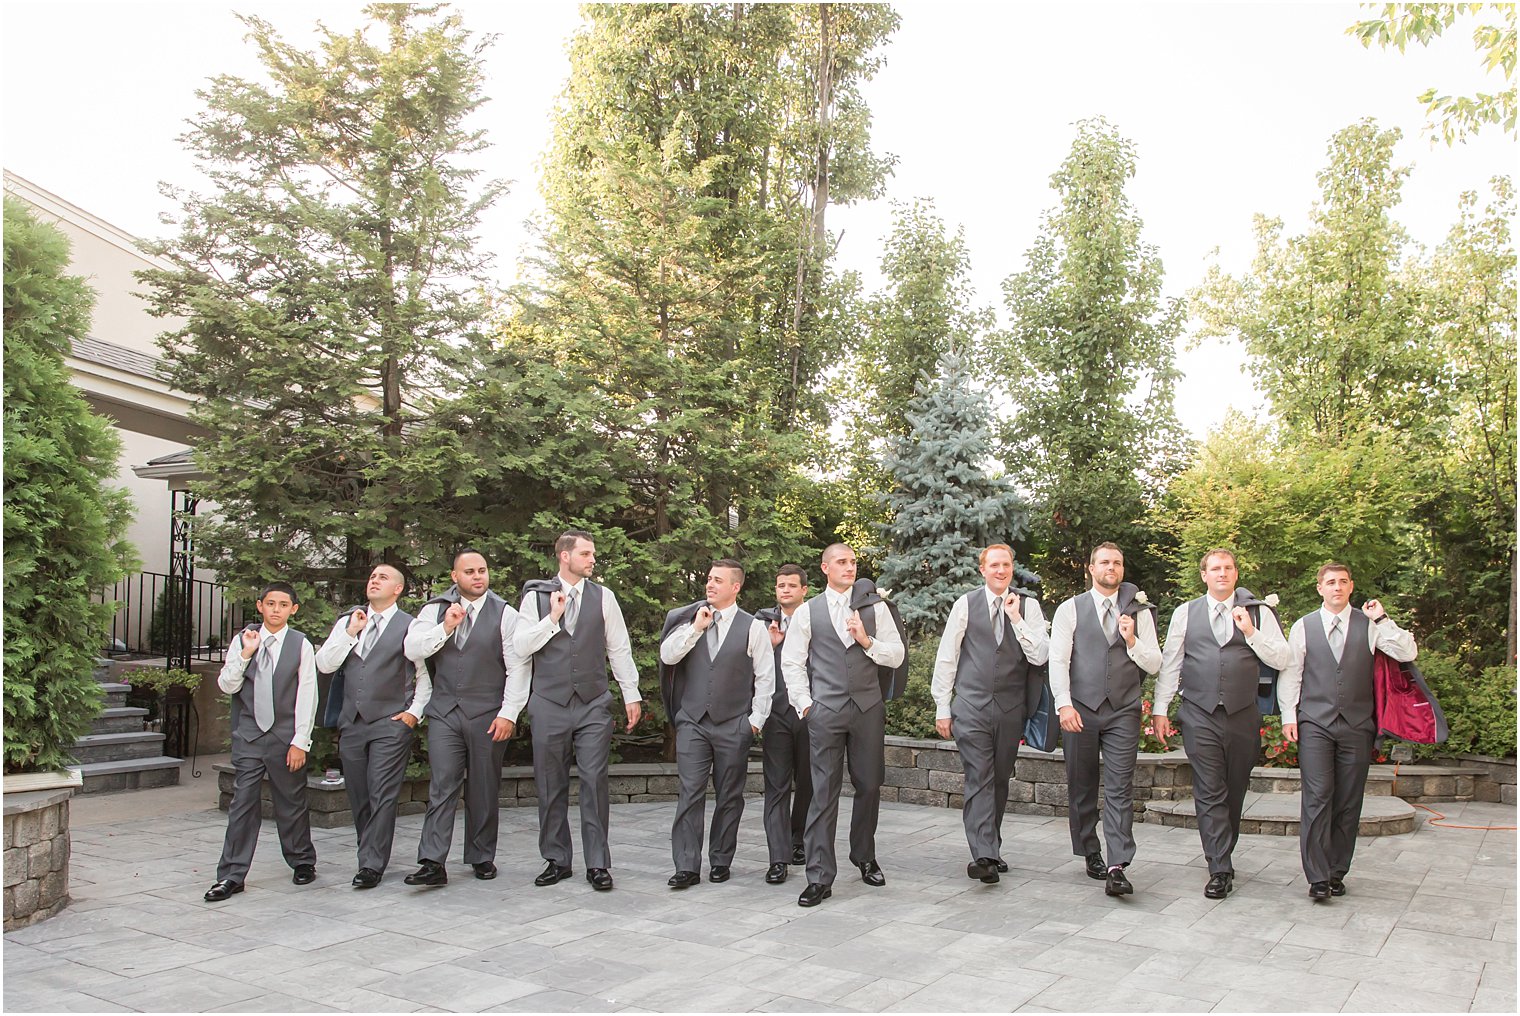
left=3, top=785, right=1515, bottom=1012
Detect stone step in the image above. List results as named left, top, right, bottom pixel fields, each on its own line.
left=89, top=706, right=149, bottom=735
left=1249, top=766, right=1395, bottom=796
left=70, top=731, right=166, bottom=765
left=1145, top=791, right=1416, bottom=837
left=75, top=756, right=182, bottom=795
left=96, top=682, right=131, bottom=710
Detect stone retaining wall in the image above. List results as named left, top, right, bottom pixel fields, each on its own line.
left=1437, top=754, right=1517, bottom=805
left=3, top=788, right=73, bottom=931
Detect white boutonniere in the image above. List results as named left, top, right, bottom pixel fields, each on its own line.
left=1264, top=593, right=1279, bottom=608
left=1133, top=590, right=1150, bottom=606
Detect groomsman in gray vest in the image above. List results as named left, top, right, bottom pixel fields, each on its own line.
left=781, top=543, right=905, bottom=907
left=931, top=543, right=1049, bottom=883
left=402, top=549, right=523, bottom=886
left=315, top=563, right=429, bottom=889
left=757, top=564, right=812, bottom=884
left=658, top=559, right=774, bottom=888
left=1152, top=549, right=1289, bottom=899
left=1277, top=562, right=1417, bottom=900
left=204, top=582, right=318, bottom=902
left=513, top=531, right=643, bottom=891
left=1049, top=542, right=1162, bottom=896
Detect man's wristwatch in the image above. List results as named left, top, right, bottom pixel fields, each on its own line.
left=1373, top=614, right=1389, bottom=624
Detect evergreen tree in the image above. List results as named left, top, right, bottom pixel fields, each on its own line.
left=139, top=5, right=503, bottom=614
left=998, top=117, right=1188, bottom=603
left=3, top=197, right=137, bottom=773
left=877, top=351, right=1030, bottom=635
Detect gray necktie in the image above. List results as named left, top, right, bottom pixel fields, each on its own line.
left=564, top=589, right=580, bottom=635
left=706, top=611, right=722, bottom=657
left=1212, top=601, right=1231, bottom=646
left=360, top=614, right=381, bottom=657
left=991, top=596, right=1004, bottom=646
left=254, top=636, right=276, bottom=732
left=1101, top=598, right=1117, bottom=644
left=1328, top=615, right=1344, bottom=663
left=455, top=602, right=474, bottom=649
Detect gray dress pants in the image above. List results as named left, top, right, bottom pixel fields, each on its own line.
left=761, top=707, right=811, bottom=863
left=803, top=699, right=885, bottom=886
left=1063, top=699, right=1140, bottom=866
left=1296, top=715, right=1375, bottom=883
left=416, top=706, right=508, bottom=866
left=671, top=712, right=754, bottom=871
left=952, top=699, right=1026, bottom=862
left=1178, top=697, right=1260, bottom=876
left=529, top=691, right=615, bottom=869
left=339, top=715, right=414, bottom=873
left=217, top=730, right=315, bottom=883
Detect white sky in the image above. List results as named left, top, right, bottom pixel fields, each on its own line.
left=3, top=1, right=1514, bottom=438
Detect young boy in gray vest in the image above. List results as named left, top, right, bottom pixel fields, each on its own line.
left=204, top=581, right=319, bottom=902
left=1277, top=562, right=1417, bottom=901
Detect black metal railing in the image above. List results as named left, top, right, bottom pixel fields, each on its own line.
left=94, top=571, right=244, bottom=663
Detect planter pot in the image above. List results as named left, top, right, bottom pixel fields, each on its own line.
left=3, top=783, right=75, bottom=930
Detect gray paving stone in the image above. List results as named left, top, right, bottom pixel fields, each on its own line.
left=206, top=991, right=341, bottom=1012
left=84, top=970, right=266, bottom=1012
left=368, top=962, right=541, bottom=1010
left=492, top=987, right=625, bottom=1012
left=1, top=988, right=133, bottom=1012
left=1342, top=978, right=1473, bottom=1012
left=885, top=971, right=1047, bottom=1012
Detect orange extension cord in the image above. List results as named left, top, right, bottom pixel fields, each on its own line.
left=1391, top=762, right=1518, bottom=831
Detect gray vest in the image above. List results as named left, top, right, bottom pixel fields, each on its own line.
left=338, top=607, right=416, bottom=727
left=427, top=593, right=509, bottom=719
left=1298, top=610, right=1375, bottom=729
left=1179, top=595, right=1260, bottom=715
left=1068, top=592, right=1144, bottom=711
left=954, top=589, right=1030, bottom=713
left=233, top=628, right=306, bottom=744
left=674, top=609, right=756, bottom=723
left=805, top=593, right=880, bottom=711
left=531, top=581, right=610, bottom=707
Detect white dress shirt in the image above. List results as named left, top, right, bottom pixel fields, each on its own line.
left=218, top=624, right=319, bottom=752
left=1047, top=587, right=1163, bottom=711
left=931, top=587, right=1051, bottom=720
left=403, top=593, right=522, bottom=721
left=509, top=577, right=642, bottom=723
left=659, top=603, right=776, bottom=730
left=314, top=601, right=431, bottom=719
left=1153, top=592, right=1290, bottom=715
left=1276, top=606, right=1418, bottom=725
left=780, top=587, right=906, bottom=715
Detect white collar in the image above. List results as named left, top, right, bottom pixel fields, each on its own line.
left=708, top=602, right=735, bottom=622
left=459, top=592, right=485, bottom=612
left=825, top=587, right=852, bottom=607
left=258, top=625, right=287, bottom=646
left=984, top=586, right=1012, bottom=607
left=1206, top=591, right=1234, bottom=611
left=366, top=602, right=399, bottom=624
left=1321, top=604, right=1353, bottom=624
left=561, top=577, right=587, bottom=597
left=1088, top=587, right=1119, bottom=609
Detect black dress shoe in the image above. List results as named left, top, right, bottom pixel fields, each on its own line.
left=667, top=870, right=700, bottom=889
left=404, top=860, right=447, bottom=886
left=352, top=868, right=382, bottom=889
left=292, top=864, right=316, bottom=885
left=472, top=862, right=498, bottom=880
left=765, top=863, right=788, bottom=884
left=791, top=845, right=806, bottom=865
left=967, top=858, right=1000, bottom=884
left=1309, top=881, right=1331, bottom=901
left=709, top=865, right=731, bottom=883
left=1085, top=852, right=1107, bottom=880
left=203, top=879, right=243, bottom=902
left=797, top=882, right=832, bottom=907
left=534, top=860, right=573, bottom=886
left=1105, top=867, right=1134, bottom=896
left=995, top=858, right=1009, bottom=873
left=856, top=860, right=885, bottom=887
left=587, top=868, right=614, bottom=891
left=1328, top=877, right=1346, bottom=897
left=1204, top=872, right=1234, bottom=899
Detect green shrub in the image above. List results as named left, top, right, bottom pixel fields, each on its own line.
left=885, top=648, right=937, bottom=738
left=1413, top=652, right=1517, bottom=759
left=3, top=197, right=137, bottom=773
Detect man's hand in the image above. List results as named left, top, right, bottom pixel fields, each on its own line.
left=846, top=610, right=870, bottom=646
left=487, top=717, right=514, bottom=742
left=625, top=701, right=642, bottom=731
left=1362, top=599, right=1387, bottom=622
left=1117, top=613, right=1136, bottom=647
left=751, top=724, right=761, bottom=736
left=286, top=746, right=307, bottom=772
left=1283, top=722, right=1299, bottom=743
left=346, top=609, right=368, bottom=638
left=548, top=590, right=567, bottom=623
left=936, top=718, right=953, bottom=739
left=1152, top=714, right=1172, bottom=746
left=693, top=605, right=714, bottom=631
left=1231, top=606, right=1256, bottom=638
left=1059, top=705, right=1083, bottom=733
left=240, top=628, right=260, bottom=659
left=1003, top=595, right=1022, bottom=624
left=767, top=620, right=785, bottom=648
left=392, top=711, right=418, bottom=729
left=442, top=602, right=467, bottom=633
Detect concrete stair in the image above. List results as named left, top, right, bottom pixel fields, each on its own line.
left=1146, top=791, right=1417, bottom=836
left=73, top=662, right=183, bottom=794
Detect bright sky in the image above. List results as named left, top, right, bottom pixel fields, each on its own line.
left=3, top=1, right=1513, bottom=438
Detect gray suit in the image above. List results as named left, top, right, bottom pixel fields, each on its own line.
left=414, top=593, right=511, bottom=866
left=331, top=608, right=417, bottom=874
left=218, top=631, right=316, bottom=883
left=760, top=611, right=811, bottom=864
